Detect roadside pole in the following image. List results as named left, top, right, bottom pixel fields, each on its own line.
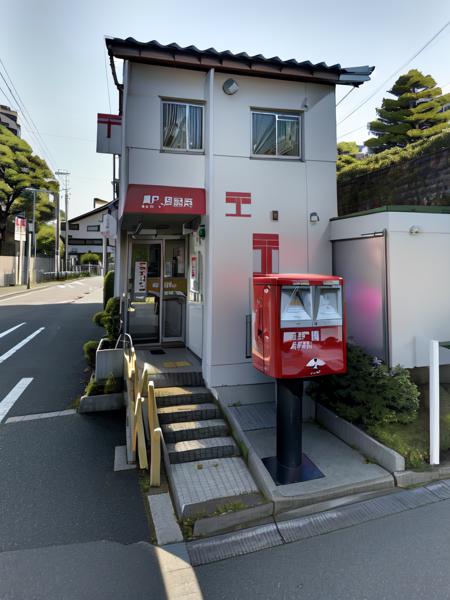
left=26, top=231, right=32, bottom=289
left=54, top=192, right=60, bottom=277
left=102, top=236, right=107, bottom=276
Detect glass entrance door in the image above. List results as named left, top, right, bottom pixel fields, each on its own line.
left=128, top=242, right=162, bottom=342
left=163, top=239, right=186, bottom=342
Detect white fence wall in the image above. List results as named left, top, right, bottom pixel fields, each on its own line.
left=0, top=256, right=56, bottom=286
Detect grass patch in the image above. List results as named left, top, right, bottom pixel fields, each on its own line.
left=213, top=502, right=247, bottom=516
left=369, top=384, right=450, bottom=469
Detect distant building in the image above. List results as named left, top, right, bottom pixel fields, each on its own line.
left=0, top=105, right=20, bottom=137
left=63, top=199, right=117, bottom=265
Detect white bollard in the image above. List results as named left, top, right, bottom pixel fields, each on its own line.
left=429, top=340, right=440, bottom=465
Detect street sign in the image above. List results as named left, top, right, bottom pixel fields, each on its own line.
left=100, top=213, right=117, bottom=239
left=14, top=217, right=27, bottom=242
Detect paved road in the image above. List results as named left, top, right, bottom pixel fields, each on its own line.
left=0, top=279, right=165, bottom=599
left=195, top=499, right=450, bottom=599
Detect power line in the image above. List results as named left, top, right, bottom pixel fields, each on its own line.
left=337, top=125, right=367, bottom=140
left=336, top=86, right=356, bottom=107
left=337, top=20, right=450, bottom=126
left=0, top=57, right=58, bottom=171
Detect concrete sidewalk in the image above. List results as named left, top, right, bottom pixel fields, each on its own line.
left=0, top=276, right=92, bottom=299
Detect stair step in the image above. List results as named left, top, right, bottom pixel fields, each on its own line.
left=151, top=371, right=204, bottom=389
left=158, top=403, right=220, bottom=425
left=167, top=437, right=240, bottom=464
left=162, top=419, right=229, bottom=443
left=156, top=386, right=213, bottom=407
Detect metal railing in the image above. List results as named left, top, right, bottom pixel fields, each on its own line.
left=124, top=339, right=161, bottom=486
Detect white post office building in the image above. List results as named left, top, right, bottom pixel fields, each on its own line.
left=97, top=37, right=373, bottom=387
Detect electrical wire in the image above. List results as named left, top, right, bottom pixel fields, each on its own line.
left=337, top=20, right=450, bottom=126
left=0, top=57, right=58, bottom=171
left=336, top=86, right=356, bottom=107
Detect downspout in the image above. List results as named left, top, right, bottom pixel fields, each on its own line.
left=203, top=68, right=214, bottom=383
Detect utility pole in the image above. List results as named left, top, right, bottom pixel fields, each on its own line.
left=54, top=191, right=60, bottom=276
left=55, top=170, right=70, bottom=272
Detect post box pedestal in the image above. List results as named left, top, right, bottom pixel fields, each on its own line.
left=262, top=379, right=324, bottom=485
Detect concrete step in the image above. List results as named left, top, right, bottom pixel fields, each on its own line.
left=155, top=386, right=213, bottom=408
left=161, top=419, right=229, bottom=443
left=157, top=403, right=221, bottom=425
left=151, top=371, right=204, bottom=389
left=167, top=436, right=240, bottom=464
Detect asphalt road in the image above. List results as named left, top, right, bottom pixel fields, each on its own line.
left=0, top=278, right=163, bottom=600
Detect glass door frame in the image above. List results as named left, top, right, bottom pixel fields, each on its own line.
left=162, top=237, right=187, bottom=344
left=128, top=239, right=163, bottom=345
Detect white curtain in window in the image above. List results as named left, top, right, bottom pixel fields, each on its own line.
left=163, top=104, right=186, bottom=149
left=188, top=105, right=203, bottom=149
left=278, top=117, right=299, bottom=156
left=252, top=113, right=276, bottom=155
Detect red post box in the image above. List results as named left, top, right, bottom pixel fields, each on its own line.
left=252, top=274, right=346, bottom=485
left=252, top=274, right=346, bottom=379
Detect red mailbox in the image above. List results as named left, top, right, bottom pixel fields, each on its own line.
left=252, top=274, right=346, bottom=379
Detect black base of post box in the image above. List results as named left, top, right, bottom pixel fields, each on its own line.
left=262, top=378, right=324, bottom=486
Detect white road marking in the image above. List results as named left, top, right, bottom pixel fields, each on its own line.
left=74, top=281, right=84, bottom=286
left=0, top=327, right=45, bottom=364
left=58, top=284, right=65, bottom=288
left=0, top=378, right=33, bottom=423
left=6, top=409, right=76, bottom=423
left=0, top=322, right=25, bottom=338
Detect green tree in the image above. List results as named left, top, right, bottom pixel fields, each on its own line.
left=337, top=141, right=359, bottom=173
left=365, top=69, right=450, bottom=153
left=80, top=252, right=100, bottom=265
left=36, top=223, right=64, bottom=256
left=0, top=124, right=58, bottom=253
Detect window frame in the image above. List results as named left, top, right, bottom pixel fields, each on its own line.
left=69, top=223, right=79, bottom=231
left=87, top=225, right=100, bottom=232
left=161, top=100, right=205, bottom=154
left=251, top=109, right=302, bottom=160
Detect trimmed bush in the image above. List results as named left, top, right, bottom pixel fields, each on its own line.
left=80, top=252, right=100, bottom=265
left=84, top=377, right=104, bottom=396
left=308, top=344, right=420, bottom=428
left=103, top=270, right=115, bottom=308
left=91, top=296, right=121, bottom=341
left=104, top=373, right=123, bottom=394
left=83, top=340, right=99, bottom=369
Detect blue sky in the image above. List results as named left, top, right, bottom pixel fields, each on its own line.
left=2, top=0, right=450, bottom=216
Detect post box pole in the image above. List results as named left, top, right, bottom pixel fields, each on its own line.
left=276, top=378, right=303, bottom=474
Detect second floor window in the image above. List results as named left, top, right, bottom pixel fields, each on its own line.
left=252, top=110, right=301, bottom=158
left=162, top=101, right=203, bottom=152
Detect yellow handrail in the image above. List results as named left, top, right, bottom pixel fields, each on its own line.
left=124, top=348, right=161, bottom=486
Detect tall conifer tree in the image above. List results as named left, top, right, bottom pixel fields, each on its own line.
left=365, top=69, right=450, bottom=153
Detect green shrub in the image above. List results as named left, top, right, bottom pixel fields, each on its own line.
left=91, top=296, right=121, bottom=341
left=103, top=270, right=115, bottom=308
left=80, top=252, right=100, bottom=265
left=92, top=311, right=105, bottom=327
left=84, top=377, right=104, bottom=396
left=83, top=340, right=99, bottom=369
left=308, top=344, right=420, bottom=428
left=104, top=373, right=123, bottom=394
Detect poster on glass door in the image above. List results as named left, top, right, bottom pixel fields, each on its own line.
left=134, top=261, right=148, bottom=295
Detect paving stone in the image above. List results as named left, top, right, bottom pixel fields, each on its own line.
left=158, top=403, right=220, bottom=424
left=187, top=523, right=283, bottom=566
left=426, top=480, right=450, bottom=500
left=162, top=419, right=229, bottom=443
left=228, top=402, right=275, bottom=431
left=147, top=493, right=183, bottom=545
left=167, top=437, right=239, bottom=463
left=171, top=457, right=260, bottom=517
left=113, top=445, right=135, bottom=472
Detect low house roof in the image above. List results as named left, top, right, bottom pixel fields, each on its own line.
left=69, top=199, right=117, bottom=224
left=105, top=37, right=374, bottom=88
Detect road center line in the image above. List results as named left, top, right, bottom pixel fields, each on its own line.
left=0, top=378, right=33, bottom=423
left=0, top=327, right=45, bottom=364
left=0, top=322, right=25, bottom=338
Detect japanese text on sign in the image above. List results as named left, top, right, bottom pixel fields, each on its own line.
left=142, top=195, right=193, bottom=209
